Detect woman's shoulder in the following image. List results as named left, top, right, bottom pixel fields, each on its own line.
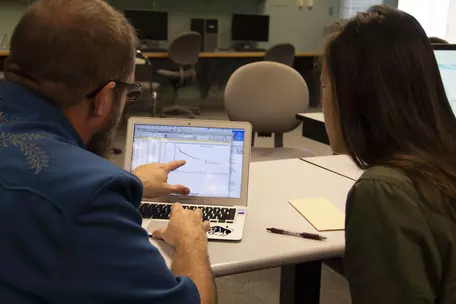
left=349, top=165, right=456, bottom=225
left=346, top=165, right=443, bottom=227
left=359, top=165, right=411, bottom=185
left=354, top=165, right=418, bottom=199
left=345, top=168, right=456, bottom=304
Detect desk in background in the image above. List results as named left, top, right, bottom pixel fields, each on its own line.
left=302, top=155, right=364, bottom=181
left=0, top=50, right=318, bottom=58
left=141, top=51, right=319, bottom=58
left=297, top=112, right=329, bottom=145
left=148, top=158, right=355, bottom=304
left=145, top=51, right=321, bottom=106
left=0, top=50, right=322, bottom=107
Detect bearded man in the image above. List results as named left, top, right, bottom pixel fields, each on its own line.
left=0, top=1, right=216, bottom=303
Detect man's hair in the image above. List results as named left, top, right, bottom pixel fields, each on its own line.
left=6, top=0, right=137, bottom=106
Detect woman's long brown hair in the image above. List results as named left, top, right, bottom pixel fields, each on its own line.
left=324, top=6, right=456, bottom=210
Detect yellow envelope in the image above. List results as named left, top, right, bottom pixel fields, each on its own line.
left=289, top=198, right=345, bottom=231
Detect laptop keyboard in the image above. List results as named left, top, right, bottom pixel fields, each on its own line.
left=139, top=203, right=237, bottom=223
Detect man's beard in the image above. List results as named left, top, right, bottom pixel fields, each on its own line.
left=86, top=102, right=123, bottom=159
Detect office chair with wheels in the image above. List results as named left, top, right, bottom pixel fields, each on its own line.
left=264, top=43, right=296, bottom=66
left=157, top=32, right=201, bottom=118
left=225, top=61, right=313, bottom=162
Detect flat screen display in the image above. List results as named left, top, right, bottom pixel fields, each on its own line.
left=231, top=14, right=270, bottom=42
left=124, top=10, right=168, bottom=41
left=434, top=48, right=456, bottom=114
left=131, top=124, right=245, bottom=199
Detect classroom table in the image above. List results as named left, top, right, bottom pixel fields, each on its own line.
left=145, top=51, right=320, bottom=104
left=301, top=155, right=364, bottom=181
left=0, top=50, right=319, bottom=58
left=296, top=112, right=329, bottom=145
left=0, top=50, right=322, bottom=107
left=142, top=51, right=319, bottom=59
left=143, top=158, right=355, bottom=304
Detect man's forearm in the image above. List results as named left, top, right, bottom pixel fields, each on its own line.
left=172, top=241, right=216, bottom=304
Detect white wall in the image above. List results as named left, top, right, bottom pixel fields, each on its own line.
left=340, top=0, right=384, bottom=18
left=260, top=0, right=339, bottom=52
left=0, top=0, right=30, bottom=48
left=446, top=0, right=456, bottom=43
left=0, top=0, right=340, bottom=52
left=399, top=0, right=451, bottom=40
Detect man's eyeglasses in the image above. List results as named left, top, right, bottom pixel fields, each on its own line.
left=86, top=81, right=143, bottom=102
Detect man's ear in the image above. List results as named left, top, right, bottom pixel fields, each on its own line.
left=92, top=81, right=116, bottom=117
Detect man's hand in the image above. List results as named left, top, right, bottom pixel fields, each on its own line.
left=133, top=161, right=190, bottom=199
left=152, top=203, right=210, bottom=248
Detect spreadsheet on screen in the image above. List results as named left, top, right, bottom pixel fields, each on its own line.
left=131, top=124, right=245, bottom=199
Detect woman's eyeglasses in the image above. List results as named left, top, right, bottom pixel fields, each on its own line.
left=86, top=81, right=143, bottom=102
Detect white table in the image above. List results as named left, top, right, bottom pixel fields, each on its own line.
left=297, top=113, right=324, bottom=123
left=145, top=159, right=355, bottom=304
left=296, top=113, right=329, bottom=144
left=302, top=155, right=364, bottom=181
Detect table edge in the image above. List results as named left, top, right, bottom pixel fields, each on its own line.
left=211, top=244, right=344, bottom=277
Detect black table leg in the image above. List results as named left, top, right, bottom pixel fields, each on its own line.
left=196, top=59, right=220, bottom=100
left=280, top=261, right=322, bottom=304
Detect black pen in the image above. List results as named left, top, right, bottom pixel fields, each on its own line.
left=267, top=228, right=327, bottom=241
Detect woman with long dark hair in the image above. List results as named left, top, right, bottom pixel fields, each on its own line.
left=321, top=6, right=456, bottom=303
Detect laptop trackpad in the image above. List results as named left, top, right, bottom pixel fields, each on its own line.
left=144, top=219, right=168, bottom=233
left=144, top=220, right=174, bottom=268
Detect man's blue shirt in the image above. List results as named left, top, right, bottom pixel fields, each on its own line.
left=0, top=80, right=199, bottom=303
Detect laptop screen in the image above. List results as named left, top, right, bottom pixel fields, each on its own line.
left=131, top=124, right=245, bottom=199
left=434, top=49, right=456, bottom=114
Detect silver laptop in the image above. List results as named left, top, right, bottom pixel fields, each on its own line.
left=124, top=117, right=252, bottom=241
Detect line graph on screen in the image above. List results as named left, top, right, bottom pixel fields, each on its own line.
left=173, top=144, right=230, bottom=175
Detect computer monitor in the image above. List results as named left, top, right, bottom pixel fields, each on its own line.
left=124, top=10, right=168, bottom=41
left=231, top=14, right=270, bottom=42
left=433, top=44, right=456, bottom=114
